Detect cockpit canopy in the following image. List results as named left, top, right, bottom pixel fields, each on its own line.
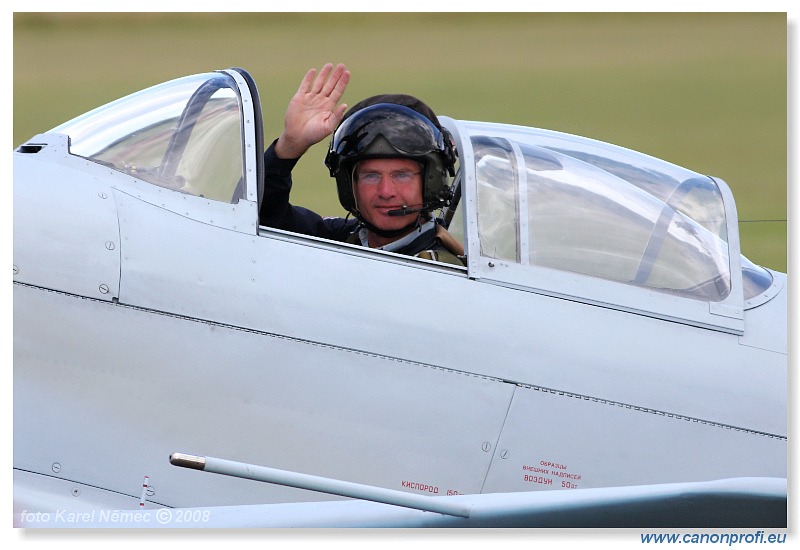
left=441, top=120, right=772, bottom=309
left=48, top=70, right=774, bottom=332
left=466, top=125, right=734, bottom=301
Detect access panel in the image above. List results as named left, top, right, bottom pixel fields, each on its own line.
left=482, top=384, right=786, bottom=493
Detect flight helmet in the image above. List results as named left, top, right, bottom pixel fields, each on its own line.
left=324, top=94, right=457, bottom=218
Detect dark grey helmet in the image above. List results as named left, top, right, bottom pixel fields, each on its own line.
left=324, top=95, right=457, bottom=217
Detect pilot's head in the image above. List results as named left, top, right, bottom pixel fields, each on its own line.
left=325, top=95, right=457, bottom=237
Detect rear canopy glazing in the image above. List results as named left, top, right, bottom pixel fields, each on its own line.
left=450, top=122, right=770, bottom=304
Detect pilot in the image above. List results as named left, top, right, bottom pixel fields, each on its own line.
left=259, top=63, right=465, bottom=265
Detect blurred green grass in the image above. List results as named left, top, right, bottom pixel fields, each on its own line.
left=13, top=12, right=786, bottom=271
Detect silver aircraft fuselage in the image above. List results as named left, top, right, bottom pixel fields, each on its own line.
left=13, top=68, right=786, bottom=525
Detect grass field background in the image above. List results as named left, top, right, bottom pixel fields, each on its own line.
left=13, top=12, right=787, bottom=271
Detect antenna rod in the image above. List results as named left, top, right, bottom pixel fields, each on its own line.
left=170, top=452, right=471, bottom=518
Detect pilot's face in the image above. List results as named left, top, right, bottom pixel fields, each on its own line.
left=353, top=158, right=424, bottom=234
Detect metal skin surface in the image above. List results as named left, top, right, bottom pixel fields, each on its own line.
left=12, top=69, right=786, bottom=527
left=14, top=475, right=787, bottom=528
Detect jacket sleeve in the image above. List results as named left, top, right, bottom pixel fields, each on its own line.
left=259, top=140, right=355, bottom=241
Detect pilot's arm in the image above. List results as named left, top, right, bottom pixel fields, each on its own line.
left=259, top=141, right=355, bottom=241
left=259, top=63, right=353, bottom=239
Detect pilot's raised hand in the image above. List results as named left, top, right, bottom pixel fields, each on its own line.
left=274, top=63, right=350, bottom=159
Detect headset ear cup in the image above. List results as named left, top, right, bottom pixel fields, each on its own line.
left=441, top=128, right=458, bottom=176
left=336, top=169, right=357, bottom=215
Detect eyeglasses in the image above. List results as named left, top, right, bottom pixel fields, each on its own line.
left=356, top=170, right=422, bottom=185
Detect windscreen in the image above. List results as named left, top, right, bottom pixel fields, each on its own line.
left=51, top=72, right=244, bottom=203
